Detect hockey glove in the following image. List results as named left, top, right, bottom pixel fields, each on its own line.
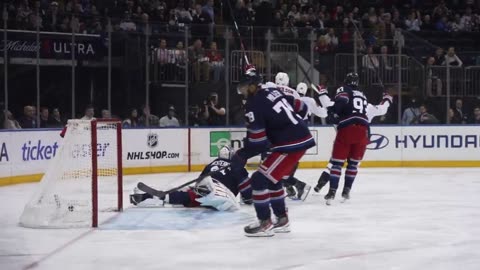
left=382, top=93, right=393, bottom=105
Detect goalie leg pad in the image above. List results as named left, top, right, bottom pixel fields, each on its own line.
left=194, top=177, right=240, bottom=211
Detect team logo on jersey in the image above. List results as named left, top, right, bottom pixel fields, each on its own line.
left=367, top=134, right=389, bottom=150
left=147, top=133, right=158, bottom=148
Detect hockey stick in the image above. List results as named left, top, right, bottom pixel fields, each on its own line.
left=225, top=0, right=250, bottom=66
left=350, top=22, right=385, bottom=89
left=137, top=165, right=231, bottom=198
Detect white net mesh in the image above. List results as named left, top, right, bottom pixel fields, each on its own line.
left=19, top=120, right=121, bottom=228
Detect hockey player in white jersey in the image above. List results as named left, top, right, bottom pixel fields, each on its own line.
left=296, top=82, right=328, bottom=118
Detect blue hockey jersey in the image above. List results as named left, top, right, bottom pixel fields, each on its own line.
left=240, top=84, right=315, bottom=159
left=200, top=158, right=250, bottom=198
left=334, top=85, right=369, bottom=130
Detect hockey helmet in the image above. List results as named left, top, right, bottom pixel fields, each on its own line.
left=218, top=145, right=233, bottom=160
left=275, top=72, right=290, bottom=86
left=344, top=72, right=359, bottom=86
left=296, top=82, right=308, bottom=96
left=237, top=66, right=263, bottom=95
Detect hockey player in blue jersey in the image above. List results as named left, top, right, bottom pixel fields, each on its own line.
left=313, top=73, right=392, bottom=205
left=130, top=145, right=252, bottom=211
left=231, top=66, right=315, bottom=237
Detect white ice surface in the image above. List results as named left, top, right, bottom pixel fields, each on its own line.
left=1, top=168, right=480, bottom=270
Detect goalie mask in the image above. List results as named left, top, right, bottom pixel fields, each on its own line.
left=275, top=72, right=289, bottom=86
left=218, top=145, right=233, bottom=160
left=296, top=82, right=308, bottom=96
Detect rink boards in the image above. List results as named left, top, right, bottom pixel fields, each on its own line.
left=0, top=125, right=479, bottom=185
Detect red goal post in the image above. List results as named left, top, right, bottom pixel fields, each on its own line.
left=91, top=119, right=123, bottom=227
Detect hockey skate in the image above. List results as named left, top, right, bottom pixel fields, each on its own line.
left=294, top=181, right=311, bottom=201
left=341, top=187, right=351, bottom=203
left=272, top=214, right=290, bottom=233
left=324, top=188, right=336, bottom=205
left=314, top=171, right=330, bottom=192
left=244, top=219, right=274, bottom=237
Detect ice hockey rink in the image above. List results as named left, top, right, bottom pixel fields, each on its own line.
left=1, top=168, right=480, bottom=270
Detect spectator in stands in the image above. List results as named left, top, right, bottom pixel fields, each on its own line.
left=272, top=11, right=283, bottom=28
left=451, top=99, right=468, bottom=124
left=379, top=46, right=393, bottom=70
left=122, top=108, right=139, bottom=128
left=323, top=28, right=339, bottom=50
left=460, top=7, right=475, bottom=31
left=159, top=105, right=180, bottom=127
left=442, top=47, right=463, bottom=67
left=19, top=106, right=37, bottom=128
left=313, top=12, right=326, bottom=31
left=314, top=35, right=330, bottom=56
left=3, top=110, right=21, bottom=129
left=402, top=98, right=420, bottom=125
left=362, top=46, right=379, bottom=70
left=203, top=92, right=225, bottom=126
left=101, top=109, right=111, bottom=119
left=174, top=2, right=193, bottom=23
left=392, top=9, right=402, bottom=27
left=434, top=47, right=445, bottom=65
left=174, top=41, right=187, bottom=81
left=191, top=4, right=211, bottom=38
left=415, top=104, right=439, bottom=124
left=287, top=5, right=301, bottom=21
left=450, top=14, right=463, bottom=32
left=189, top=39, right=210, bottom=82
left=435, top=16, right=450, bottom=31
left=49, top=108, right=64, bottom=128
left=43, top=1, right=61, bottom=32
left=188, top=105, right=206, bottom=126
left=405, top=10, right=422, bottom=31
left=426, top=56, right=442, bottom=96
left=206, top=42, right=224, bottom=82
left=138, top=105, right=159, bottom=127
left=39, top=107, right=49, bottom=128
left=156, top=38, right=175, bottom=80
left=432, top=0, right=450, bottom=21
left=469, top=106, right=480, bottom=124
left=119, top=12, right=136, bottom=31
left=277, top=19, right=295, bottom=38
left=422, top=14, right=436, bottom=30
left=81, top=105, right=95, bottom=120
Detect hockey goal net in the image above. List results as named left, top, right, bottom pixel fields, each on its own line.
left=20, top=119, right=123, bottom=228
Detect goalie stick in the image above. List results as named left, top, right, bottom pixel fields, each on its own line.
left=137, top=165, right=231, bottom=198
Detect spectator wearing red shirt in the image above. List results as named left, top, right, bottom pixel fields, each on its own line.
left=206, top=42, right=224, bottom=82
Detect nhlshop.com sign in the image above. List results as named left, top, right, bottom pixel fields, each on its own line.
left=122, top=129, right=186, bottom=166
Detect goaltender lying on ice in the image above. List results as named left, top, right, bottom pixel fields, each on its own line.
left=130, top=145, right=253, bottom=211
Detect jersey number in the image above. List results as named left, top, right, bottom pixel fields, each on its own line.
left=273, top=99, right=298, bottom=125
left=211, top=165, right=227, bottom=175
left=353, top=97, right=368, bottom=114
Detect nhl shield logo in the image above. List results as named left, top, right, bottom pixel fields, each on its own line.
left=147, top=133, right=158, bottom=148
